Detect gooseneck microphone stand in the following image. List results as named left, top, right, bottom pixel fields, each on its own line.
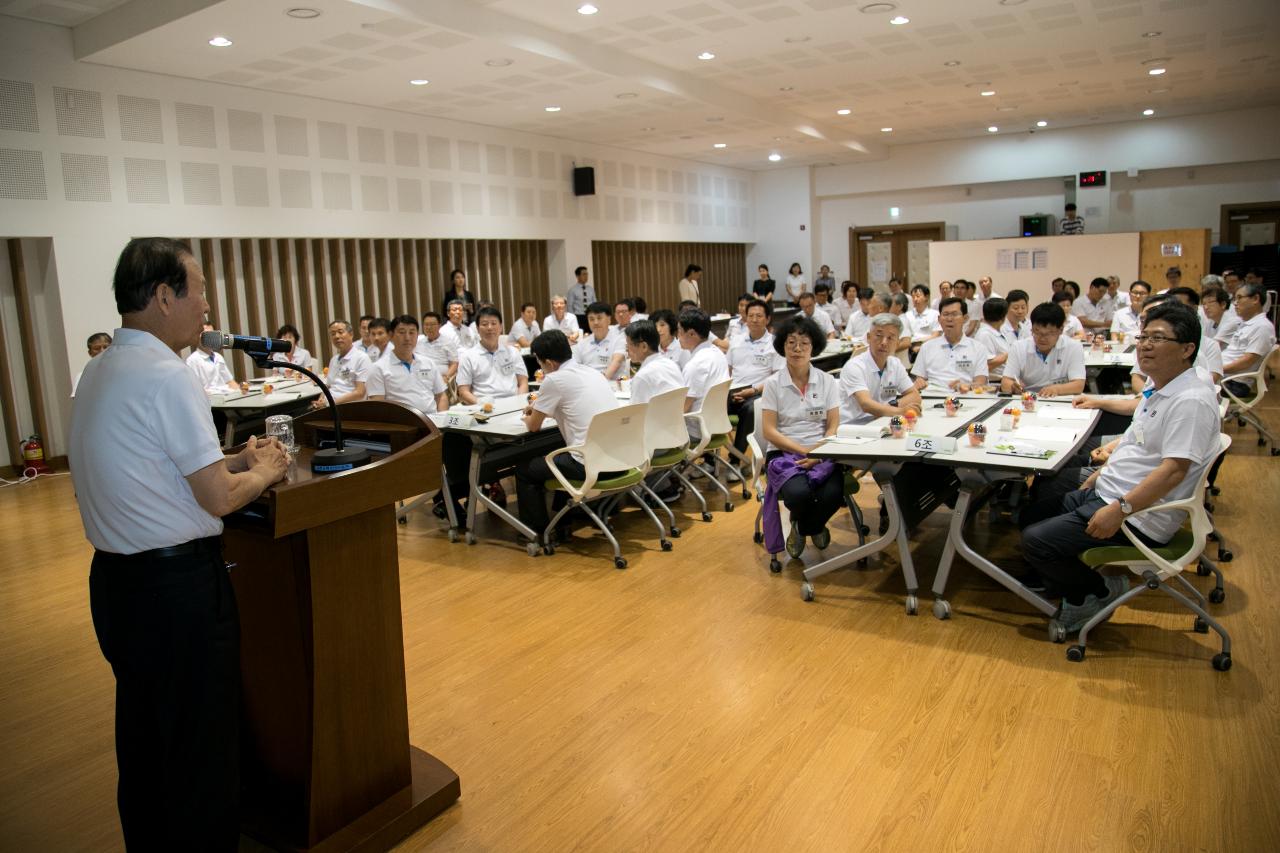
left=248, top=351, right=370, bottom=473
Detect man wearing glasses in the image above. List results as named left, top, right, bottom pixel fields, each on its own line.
left=1000, top=301, right=1086, bottom=398
left=1220, top=282, right=1276, bottom=398
left=911, top=297, right=990, bottom=392
left=1019, top=302, right=1221, bottom=633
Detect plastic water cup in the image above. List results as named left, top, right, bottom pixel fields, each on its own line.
left=265, top=414, right=295, bottom=453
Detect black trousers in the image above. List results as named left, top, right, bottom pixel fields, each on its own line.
left=89, top=540, right=239, bottom=852
left=1019, top=484, right=1164, bottom=604
left=726, top=394, right=755, bottom=455
left=516, top=454, right=625, bottom=534
left=767, top=451, right=845, bottom=536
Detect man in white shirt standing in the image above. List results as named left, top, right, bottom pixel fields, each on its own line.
left=186, top=323, right=240, bottom=394
left=678, top=308, right=730, bottom=439
left=1109, top=280, right=1149, bottom=340
left=796, top=292, right=836, bottom=341
left=1001, top=302, right=1087, bottom=397
left=318, top=319, right=372, bottom=407
left=414, top=311, right=459, bottom=384
left=1073, top=277, right=1112, bottom=331
left=544, top=295, right=581, bottom=342
left=1220, top=282, right=1277, bottom=396
left=564, top=266, right=597, bottom=326
left=517, top=329, right=621, bottom=542
left=725, top=299, right=784, bottom=457
left=457, top=306, right=528, bottom=403
left=367, top=315, right=448, bottom=414
left=911, top=297, right=990, bottom=392
left=838, top=313, right=922, bottom=425
left=509, top=302, right=542, bottom=347
left=678, top=263, right=703, bottom=306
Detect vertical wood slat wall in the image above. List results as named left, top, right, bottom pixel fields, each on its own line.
left=187, top=238, right=550, bottom=377
left=590, top=241, right=747, bottom=316
left=1, top=240, right=36, bottom=468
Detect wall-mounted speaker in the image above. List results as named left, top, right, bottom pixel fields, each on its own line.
left=573, top=166, right=595, bottom=197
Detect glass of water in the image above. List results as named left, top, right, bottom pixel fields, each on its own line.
left=265, top=414, right=296, bottom=453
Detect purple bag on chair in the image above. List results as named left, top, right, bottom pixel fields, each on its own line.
left=761, top=453, right=836, bottom=554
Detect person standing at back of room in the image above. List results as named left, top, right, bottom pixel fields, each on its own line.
left=565, top=265, right=596, bottom=327
left=69, top=237, right=289, bottom=851
left=1061, top=202, right=1084, bottom=235
left=678, top=263, right=703, bottom=307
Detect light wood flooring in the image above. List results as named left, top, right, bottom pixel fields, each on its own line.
left=3, top=406, right=1279, bottom=851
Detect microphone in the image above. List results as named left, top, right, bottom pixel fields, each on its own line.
left=201, top=330, right=292, bottom=354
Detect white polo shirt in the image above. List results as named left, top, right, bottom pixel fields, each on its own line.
left=442, top=321, right=477, bottom=350
left=1095, top=367, right=1222, bottom=541
left=543, top=312, right=580, bottom=337
left=681, top=339, right=730, bottom=411
left=838, top=350, right=912, bottom=425
left=414, top=332, right=459, bottom=378
left=761, top=363, right=841, bottom=449
left=326, top=346, right=372, bottom=396
left=660, top=337, right=689, bottom=371
left=69, top=328, right=225, bottom=554
left=364, top=342, right=387, bottom=363
left=802, top=307, right=836, bottom=337
left=1004, top=335, right=1086, bottom=391
left=274, top=345, right=312, bottom=375
left=1205, top=308, right=1240, bottom=346
left=1062, top=313, right=1085, bottom=339
left=844, top=310, right=871, bottom=340
left=908, top=307, right=940, bottom=340
left=630, top=353, right=686, bottom=404
left=366, top=351, right=447, bottom=414
left=457, top=342, right=527, bottom=397
left=573, top=329, right=622, bottom=372
left=1110, top=307, right=1140, bottom=338
left=727, top=332, right=784, bottom=389
left=726, top=315, right=749, bottom=345
left=1221, top=313, right=1276, bottom=385
left=1000, top=317, right=1031, bottom=346
left=509, top=317, right=541, bottom=344
left=832, top=297, right=856, bottom=326
left=532, top=360, right=619, bottom=461
left=974, top=324, right=1011, bottom=379
left=1073, top=295, right=1110, bottom=325
left=818, top=302, right=841, bottom=328
left=185, top=349, right=234, bottom=393
left=911, top=335, right=990, bottom=388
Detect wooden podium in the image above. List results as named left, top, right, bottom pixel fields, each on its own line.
left=222, top=401, right=459, bottom=852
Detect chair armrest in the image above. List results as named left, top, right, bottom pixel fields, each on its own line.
left=1117, top=496, right=1199, bottom=574
left=683, top=409, right=711, bottom=457
left=544, top=444, right=592, bottom=498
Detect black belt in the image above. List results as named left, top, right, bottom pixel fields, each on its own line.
left=97, top=536, right=222, bottom=562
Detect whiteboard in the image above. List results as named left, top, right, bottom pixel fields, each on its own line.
left=928, top=232, right=1140, bottom=306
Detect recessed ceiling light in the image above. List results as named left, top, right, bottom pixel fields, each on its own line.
left=980, top=90, right=995, bottom=97
left=943, top=60, right=961, bottom=67
left=208, top=36, right=233, bottom=47
left=577, top=3, right=599, bottom=14
left=615, top=92, right=638, bottom=99
left=697, top=51, right=716, bottom=61
left=485, top=58, right=513, bottom=67
left=836, top=108, right=851, bottom=115
left=713, top=143, right=727, bottom=148
left=858, top=3, right=897, bottom=13
left=544, top=105, right=561, bottom=112
left=784, top=36, right=811, bottom=43
left=889, top=15, right=910, bottom=25
left=1036, top=120, right=1048, bottom=127
left=1142, top=31, right=1161, bottom=38
left=1148, top=68, right=1166, bottom=76
left=768, top=153, right=782, bottom=162
left=987, top=126, right=999, bottom=132
left=409, top=79, right=429, bottom=86
left=285, top=8, right=321, bottom=19
left=1143, top=108, right=1155, bottom=116
left=880, top=127, right=893, bottom=132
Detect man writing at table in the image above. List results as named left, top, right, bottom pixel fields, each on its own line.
left=1019, top=302, right=1221, bottom=632
left=1000, top=301, right=1086, bottom=398
left=315, top=319, right=371, bottom=408
left=911, top=297, right=990, bottom=393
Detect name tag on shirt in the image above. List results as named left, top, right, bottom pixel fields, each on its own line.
left=752, top=351, right=772, bottom=367
left=804, top=405, right=826, bottom=421
left=955, top=358, right=974, bottom=371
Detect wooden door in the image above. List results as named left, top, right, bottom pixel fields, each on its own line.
left=850, top=222, right=945, bottom=290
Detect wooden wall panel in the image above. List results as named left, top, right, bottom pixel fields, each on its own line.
left=1139, top=228, right=1211, bottom=291
left=239, top=239, right=262, bottom=376
left=219, top=240, right=247, bottom=378
left=198, top=238, right=220, bottom=330
left=590, top=240, right=747, bottom=315
left=259, top=239, right=279, bottom=341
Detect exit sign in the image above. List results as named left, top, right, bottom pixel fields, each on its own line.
left=1079, top=170, right=1107, bottom=187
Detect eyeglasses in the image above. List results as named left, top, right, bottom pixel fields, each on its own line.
left=785, top=338, right=813, bottom=350
left=1133, top=333, right=1184, bottom=346
left=939, top=311, right=964, bottom=319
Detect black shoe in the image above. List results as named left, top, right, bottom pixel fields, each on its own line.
left=431, top=498, right=447, bottom=519
left=654, top=486, right=683, bottom=502
left=1014, top=571, right=1049, bottom=593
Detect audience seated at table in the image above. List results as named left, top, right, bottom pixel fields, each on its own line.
left=317, top=319, right=371, bottom=407
left=973, top=298, right=1010, bottom=380
left=814, top=283, right=841, bottom=328
left=415, top=311, right=460, bottom=384
left=457, top=306, right=528, bottom=404
left=574, top=301, right=625, bottom=377
left=1073, top=277, right=1113, bottom=331
left=273, top=324, right=312, bottom=375
left=1050, top=291, right=1086, bottom=340
left=832, top=281, right=859, bottom=327
left=838, top=313, right=922, bottom=425
left=649, top=308, right=687, bottom=369
left=1018, top=301, right=1222, bottom=632
left=516, top=329, right=622, bottom=543
left=930, top=280, right=953, bottom=310
left=543, top=295, right=581, bottom=341
left=796, top=292, right=837, bottom=341
left=364, top=317, right=390, bottom=363
left=725, top=298, right=784, bottom=458
left=354, top=314, right=375, bottom=356
left=625, top=321, right=685, bottom=404
left=1198, top=285, right=1239, bottom=347
left=760, top=315, right=843, bottom=559
left=1000, top=302, right=1087, bottom=398
left=1109, top=280, right=1149, bottom=340
left=1218, top=282, right=1275, bottom=398
left=1001, top=290, right=1031, bottom=345
left=509, top=302, right=541, bottom=347
left=911, top=297, right=990, bottom=392
left=907, top=285, right=940, bottom=352
left=844, top=290, right=888, bottom=341
left=605, top=299, right=634, bottom=379
left=723, top=293, right=753, bottom=350
left=886, top=293, right=916, bottom=357
left=632, top=297, right=649, bottom=322
left=442, top=299, right=478, bottom=350
left=187, top=322, right=239, bottom=394
left=366, top=314, right=448, bottom=415
left=677, top=308, right=730, bottom=437
left=71, top=331, right=112, bottom=396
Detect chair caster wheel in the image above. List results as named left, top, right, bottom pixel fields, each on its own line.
left=752, top=531, right=763, bottom=544
left=905, top=594, right=918, bottom=616
left=1209, top=588, right=1225, bottom=604
left=1219, top=549, right=1233, bottom=563
left=661, top=540, right=673, bottom=552
left=1196, top=562, right=1210, bottom=576
left=932, top=598, right=951, bottom=620
left=1066, top=644, right=1086, bottom=662
left=670, top=527, right=681, bottom=538
left=398, top=516, right=407, bottom=525
left=724, top=502, right=734, bottom=513
left=860, top=525, right=871, bottom=536
left=614, top=557, right=627, bottom=569
left=465, top=532, right=476, bottom=545
left=1209, top=485, right=1221, bottom=496
left=1259, top=437, right=1267, bottom=447
left=1048, top=620, right=1067, bottom=644
left=526, top=542, right=540, bottom=557
left=741, top=489, right=750, bottom=500
left=1193, top=617, right=1209, bottom=634
left=801, top=582, right=815, bottom=602
left=1212, top=652, right=1232, bottom=671
left=447, top=528, right=459, bottom=543
left=879, top=520, right=889, bottom=535
left=543, top=544, right=556, bottom=556
left=769, top=558, right=782, bottom=574
left=701, top=512, right=712, bottom=522
left=1271, top=447, right=1279, bottom=456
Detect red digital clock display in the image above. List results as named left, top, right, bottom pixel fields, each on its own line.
left=1078, top=170, right=1107, bottom=187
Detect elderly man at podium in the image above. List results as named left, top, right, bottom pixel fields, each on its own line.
left=69, top=237, right=289, bottom=850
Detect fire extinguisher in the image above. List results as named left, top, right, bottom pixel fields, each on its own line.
left=20, top=434, right=50, bottom=477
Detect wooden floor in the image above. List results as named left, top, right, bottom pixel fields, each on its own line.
left=3, top=408, right=1280, bottom=851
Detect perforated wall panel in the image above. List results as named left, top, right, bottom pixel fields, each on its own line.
left=60, top=152, right=111, bottom=201
left=228, top=109, right=265, bottom=152
left=175, top=103, right=216, bottom=148
left=118, top=95, right=163, bottom=143
left=123, top=157, right=168, bottom=203
left=321, top=172, right=351, bottom=209
left=233, top=165, right=269, bottom=207
left=279, top=168, right=312, bottom=208
left=357, top=126, right=385, bottom=163
left=360, top=175, right=389, bottom=211
left=392, top=131, right=418, bottom=167
left=180, top=161, right=221, bottom=205
left=274, top=115, right=308, bottom=155
left=0, top=79, right=39, bottom=133
left=397, top=178, right=422, bottom=213
left=53, top=87, right=104, bottom=138
left=317, top=121, right=348, bottom=159
left=0, top=148, right=46, bottom=199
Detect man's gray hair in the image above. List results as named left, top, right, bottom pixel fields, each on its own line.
left=1200, top=274, right=1224, bottom=288
left=870, top=292, right=893, bottom=313
left=868, top=312, right=903, bottom=334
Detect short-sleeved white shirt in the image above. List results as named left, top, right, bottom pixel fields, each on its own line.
left=326, top=346, right=373, bottom=396
left=1000, top=317, right=1031, bottom=347
left=818, top=302, right=841, bottom=328
left=681, top=339, right=730, bottom=410
left=533, top=360, right=619, bottom=460
left=844, top=310, right=871, bottom=340
left=832, top=297, right=856, bottom=326
left=1095, top=368, right=1222, bottom=541
left=803, top=307, right=836, bottom=337
left=908, top=307, right=940, bottom=340
left=69, top=328, right=226, bottom=554
left=509, top=317, right=541, bottom=343
left=838, top=350, right=912, bottom=425
left=1221, top=313, right=1276, bottom=379
left=630, top=353, right=686, bottom=404
left=761, top=363, right=841, bottom=448
left=974, top=324, right=1010, bottom=379
left=1073, top=296, right=1110, bottom=325
left=1062, top=313, right=1085, bottom=339
left=1205, top=307, right=1240, bottom=346
left=367, top=351, right=447, bottom=414
left=660, top=337, right=689, bottom=371
left=573, top=329, right=621, bottom=372
left=911, top=335, right=990, bottom=388
left=1110, top=307, right=1140, bottom=337
left=414, top=333, right=459, bottom=377
left=726, top=332, right=784, bottom=389
left=543, top=312, right=580, bottom=337
left=1004, top=335, right=1086, bottom=391
left=275, top=345, right=312, bottom=375
left=442, top=321, right=477, bottom=350
left=726, top=316, right=749, bottom=345
left=185, top=350, right=234, bottom=393
left=457, top=343, right=527, bottom=397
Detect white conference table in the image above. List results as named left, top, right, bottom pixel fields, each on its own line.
left=208, top=378, right=322, bottom=447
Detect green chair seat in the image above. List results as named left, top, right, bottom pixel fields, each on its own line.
left=545, top=468, right=645, bottom=492
left=728, top=415, right=739, bottom=427
left=650, top=448, right=686, bottom=467
left=703, top=433, right=730, bottom=450
left=1080, top=528, right=1195, bottom=569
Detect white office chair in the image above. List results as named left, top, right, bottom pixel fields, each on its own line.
left=541, top=403, right=669, bottom=568
left=636, top=385, right=692, bottom=539
left=1067, top=434, right=1233, bottom=670
left=1222, top=344, right=1279, bottom=454
left=683, top=379, right=745, bottom=514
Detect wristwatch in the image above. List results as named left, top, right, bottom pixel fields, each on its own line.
left=1119, top=498, right=1134, bottom=515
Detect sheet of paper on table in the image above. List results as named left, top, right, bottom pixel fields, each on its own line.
left=1012, top=425, right=1080, bottom=444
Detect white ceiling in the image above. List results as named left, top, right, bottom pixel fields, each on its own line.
left=11, top=0, right=1280, bottom=169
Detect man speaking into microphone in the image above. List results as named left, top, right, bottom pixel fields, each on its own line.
left=68, top=237, right=289, bottom=850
